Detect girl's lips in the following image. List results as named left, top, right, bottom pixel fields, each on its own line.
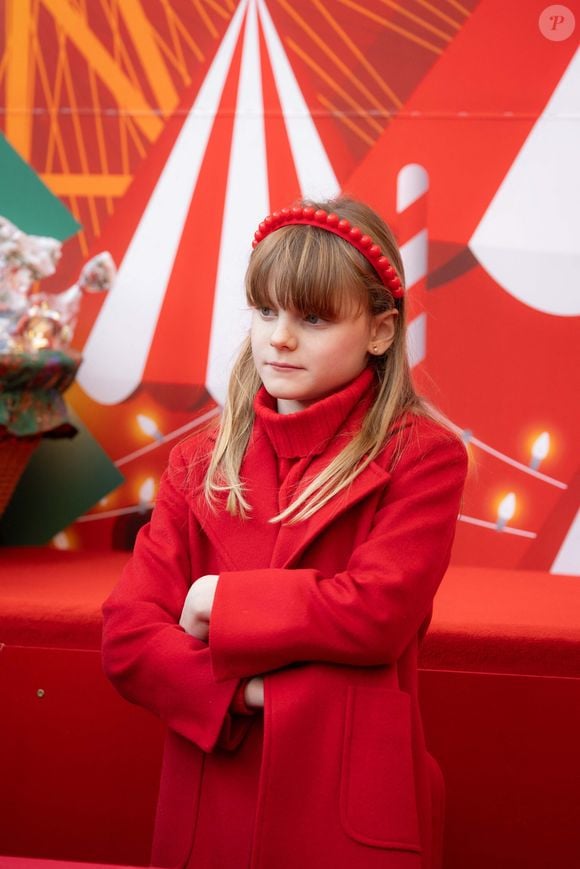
left=267, top=362, right=303, bottom=370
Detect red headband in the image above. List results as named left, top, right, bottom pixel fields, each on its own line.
left=251, top=206, right=404, bottom=299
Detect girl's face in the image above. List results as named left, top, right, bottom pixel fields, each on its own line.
left=250, top=302, right=396, bottom=414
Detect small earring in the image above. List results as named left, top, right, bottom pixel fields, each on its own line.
left=372, top=345, right=378, bottom=354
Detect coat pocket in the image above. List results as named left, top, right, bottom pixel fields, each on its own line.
left=339, top=686, right=422, bottom=853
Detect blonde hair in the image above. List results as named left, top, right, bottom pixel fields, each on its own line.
left=203, top=196, right=462, bottom=523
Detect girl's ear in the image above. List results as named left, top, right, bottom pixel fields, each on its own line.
left=368, top=309, right=398, bottom=355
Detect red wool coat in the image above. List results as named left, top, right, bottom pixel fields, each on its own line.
left=102, top=371, right=468, bottom=869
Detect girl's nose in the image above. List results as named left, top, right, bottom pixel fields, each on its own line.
left=270, top=319, right=297, bottom=350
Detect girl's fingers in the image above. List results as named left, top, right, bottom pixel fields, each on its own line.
left=244, top=676, right=265, bottom=708
left=180, top=611, right=210, bottom=642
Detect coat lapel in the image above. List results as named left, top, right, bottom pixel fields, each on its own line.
left=271, top=459, right=392, bottom=569
left=191, top=414, right=399, bottom=572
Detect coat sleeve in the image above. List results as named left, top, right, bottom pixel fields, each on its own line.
left=209, top=432, right=468, bottom=681
left=101, top=441, right=253, bottom=753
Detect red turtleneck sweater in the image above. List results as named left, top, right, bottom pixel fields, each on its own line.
left=252, top=364, right=375, bottom=511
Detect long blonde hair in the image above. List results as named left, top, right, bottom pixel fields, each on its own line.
left=203, top=196, right=462, bottom=523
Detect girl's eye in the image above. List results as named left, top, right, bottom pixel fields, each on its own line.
left=258, top=306, right=275, bottom=317
left=304, top=313, right=323, bottom=325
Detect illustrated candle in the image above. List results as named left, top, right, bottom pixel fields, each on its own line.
left=496, top=492, right=516, bottom=531
left=530, top=432, right=550, bottom=471
left=137, top=414, right=164, bottom=443
left=138, top=477, right=156, bottom=512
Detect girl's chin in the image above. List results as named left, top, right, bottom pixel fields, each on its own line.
left=264, top=383, right=313, bottom=398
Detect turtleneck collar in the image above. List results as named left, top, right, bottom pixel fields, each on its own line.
left=253, top=366, right=375, bottom=459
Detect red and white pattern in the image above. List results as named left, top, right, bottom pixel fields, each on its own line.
left=59, top=0, right=579, bottom=572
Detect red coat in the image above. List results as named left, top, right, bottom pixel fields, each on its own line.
left=102, top=383, right=468, bottom=869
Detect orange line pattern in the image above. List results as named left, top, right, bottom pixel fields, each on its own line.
left=0, top=0, right=474, bottom=261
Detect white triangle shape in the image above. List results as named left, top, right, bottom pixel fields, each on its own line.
left=78, top=0, right=249, bottom=404
left=469, top=48, right=580, bottom=317
left=206, top=0, right=269, bottom=404
left=257, top=0, right=339, bottom=200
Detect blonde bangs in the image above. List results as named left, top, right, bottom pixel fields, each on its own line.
left=245, top=225, right=368, bottom=320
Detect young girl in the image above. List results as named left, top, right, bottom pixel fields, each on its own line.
left=102, top=196, right=468, bottom=869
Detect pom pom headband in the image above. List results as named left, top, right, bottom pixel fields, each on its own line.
left=252, top=206, right=404, bottom=299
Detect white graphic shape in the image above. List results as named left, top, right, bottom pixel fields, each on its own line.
left=397, top=164, right=429, bottom=212
left=207, top=0, right=269, bottom=404
left=397, top=164, right=429, bottom=368
left=78, top=0, right=249, bottom=404
left=551, top=508, right=580, bottom=576
left=401, top=229, right=428, bottom=290
left=470, top=48, right=580, bottom=317
left=407, top=313, right=427, bottom=368
left=257, top=0, right=339, bottom=201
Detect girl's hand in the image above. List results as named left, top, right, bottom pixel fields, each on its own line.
left=244, top=677, right=264, bottom=708
left=179, top=574, right=219, bottom=642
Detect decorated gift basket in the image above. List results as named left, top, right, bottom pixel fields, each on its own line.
left=0, top=216, right=115, bottom=515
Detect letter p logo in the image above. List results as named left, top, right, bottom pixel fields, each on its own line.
left=539, top=5, right=576, bottom=41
